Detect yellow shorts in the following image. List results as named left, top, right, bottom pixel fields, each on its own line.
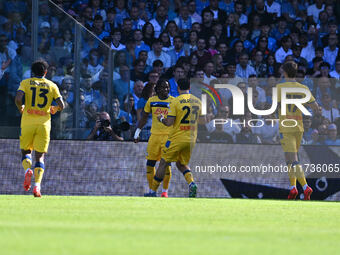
left=20, top=124, right=50, bottom=153
left=146, top=134, right=169, bottom=161
left=161, top=140, right=195, bottom=165
left=279, top=132, right=303, bottom=153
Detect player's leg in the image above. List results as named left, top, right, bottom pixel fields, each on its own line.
left=33, top=151, right=45, bottom=197
left=160, top=136, right=172, bottom=197
left=145, top=135, right=160, bottom=191
left=294, top=132, right=312, bottom=200
left=284, top=152, right=299, bottom=199
left=280, top=133, right=298, bottom=199
left=176, top=161, right=197, bottom=198
left=176, top=143, right=197, bottom=198
left=22, top=149, right=33, bottom=191
left=161, top=163, right=172, bottom=197
left=145, top=140, right=177, bottom=196
left=146, top=160, right=156, bottom=190
left=145, top=158, right=169, bottom=196
left=32, top=125, right=50, bottom=197
left=20, top=125, right=34, bottom=191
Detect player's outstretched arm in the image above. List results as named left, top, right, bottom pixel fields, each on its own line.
left=134, top=110, right=149, bottom=143
left=15, top=91, right=25, bottom=114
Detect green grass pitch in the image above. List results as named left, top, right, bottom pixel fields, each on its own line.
left=0, top=196, right=339, bottom=255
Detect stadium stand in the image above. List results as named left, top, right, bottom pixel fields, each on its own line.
left=0, top=0, right=339, bottom=145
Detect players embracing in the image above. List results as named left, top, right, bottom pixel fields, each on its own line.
left=144, top=78, right=204, bottom=197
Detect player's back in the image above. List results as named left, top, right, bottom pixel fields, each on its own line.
left=18, top=77, right=61, bottom=127
left=276, top=81, right=315, bottom=133
left=146, top=95, right=174, bottom=135
left=168, top=93, right=201, bottom=142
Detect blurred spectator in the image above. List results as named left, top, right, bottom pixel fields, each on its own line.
left=113, top=65, right=133, bottom=107
left=323, top=34, right=339, bottom=70
left=191, top=38, right=211, bottom=68
left=321, top=93, right=339, bottom=123
left=110, top=28, right=125, bottom=51
left=307, top=0, right=325, bottom=24
left=134, top=29, right=150, bottom=57
left=275, top=36, right=292, bottom=63
left=82, top=75, right=103, bottom=109
left=169, top=65, right=185, bottom=97
left=150, top=5, right=168, bottom=38
left=324, top=124, right=340, bottom=145
left=302, top=116, right=314, bottom=144
left=330, top=57, right=340, bottom=80
left=146, top=39, right=171, bottom=70
left=131, top=59, right=147, bottom=82
left=132, top=80, right=144, bottom=110
left=206, top=105, right=240, bottom=143
left=236, top=53, right=256, bottom=79
left=168, top=36, right=189, bottom=66
left=91, top=14, right=109, bottom=40
left=188, top=0, right=202, bottom=24
left=252, top=114, right=279, bottom=144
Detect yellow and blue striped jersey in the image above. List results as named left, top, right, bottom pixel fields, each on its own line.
left=144, top=95, right=174, bottom=135
left=18, top=77, right=61, bottom=127
left=167, top=93, right=202, bottom=142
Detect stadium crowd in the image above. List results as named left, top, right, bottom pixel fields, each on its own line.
left=0, top=0, right=339, bottom=145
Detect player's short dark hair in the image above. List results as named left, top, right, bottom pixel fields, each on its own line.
left=282, top=61, right=298, bottom=78
left=178, top=78, right=190, bottom=90
left=155, top=79, right=169, bottom=95
left=31, top=59, right=49, bottom=77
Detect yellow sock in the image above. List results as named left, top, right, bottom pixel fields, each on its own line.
left=146, top=165, right=155, bottom=189
left=287, top=164, right=297, bottom=187
left=34, top=162, right=45, bottom=185
left=183, top=170, right=194, bottom=185
left=162, top=165, right=172, bottom=190
left=295, top=164, right=307, bottom=187
left=151, top=176, right=162, bottom=192
left=22, top=155, right=32, bottom=172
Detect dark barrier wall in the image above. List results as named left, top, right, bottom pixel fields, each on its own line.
left=1, top=139, right=340, bottom=200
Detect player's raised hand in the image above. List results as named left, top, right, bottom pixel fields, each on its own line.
left=157, top=114, right=164, bottom=122
left=50, top=106, right=59, bottom=115
left=19, top=105, right=25, bottom=114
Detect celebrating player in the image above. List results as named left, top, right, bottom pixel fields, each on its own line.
left=15, top=59, right=64, bottom=197
left=276, top=61, right=321, bottom=200
left=145, top=78, right=204, bottom=197
left=134, top=80, right=174, bottom=197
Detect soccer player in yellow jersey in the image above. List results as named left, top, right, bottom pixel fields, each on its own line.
left=134, top=80, right=174, bottom=197
left=277, top=61, right=321, bottom=200
left=145, top=78, right=204, bottom=197
left=15, top=59, right=64, bottom=197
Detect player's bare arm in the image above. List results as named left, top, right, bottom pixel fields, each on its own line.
left=157, top=115, right=175, bottom=126
left=50, top=98, right=65, bottom=115
left=134, top=110, right=149, bottom=143
left=15, top=90, right=25, bottom=114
